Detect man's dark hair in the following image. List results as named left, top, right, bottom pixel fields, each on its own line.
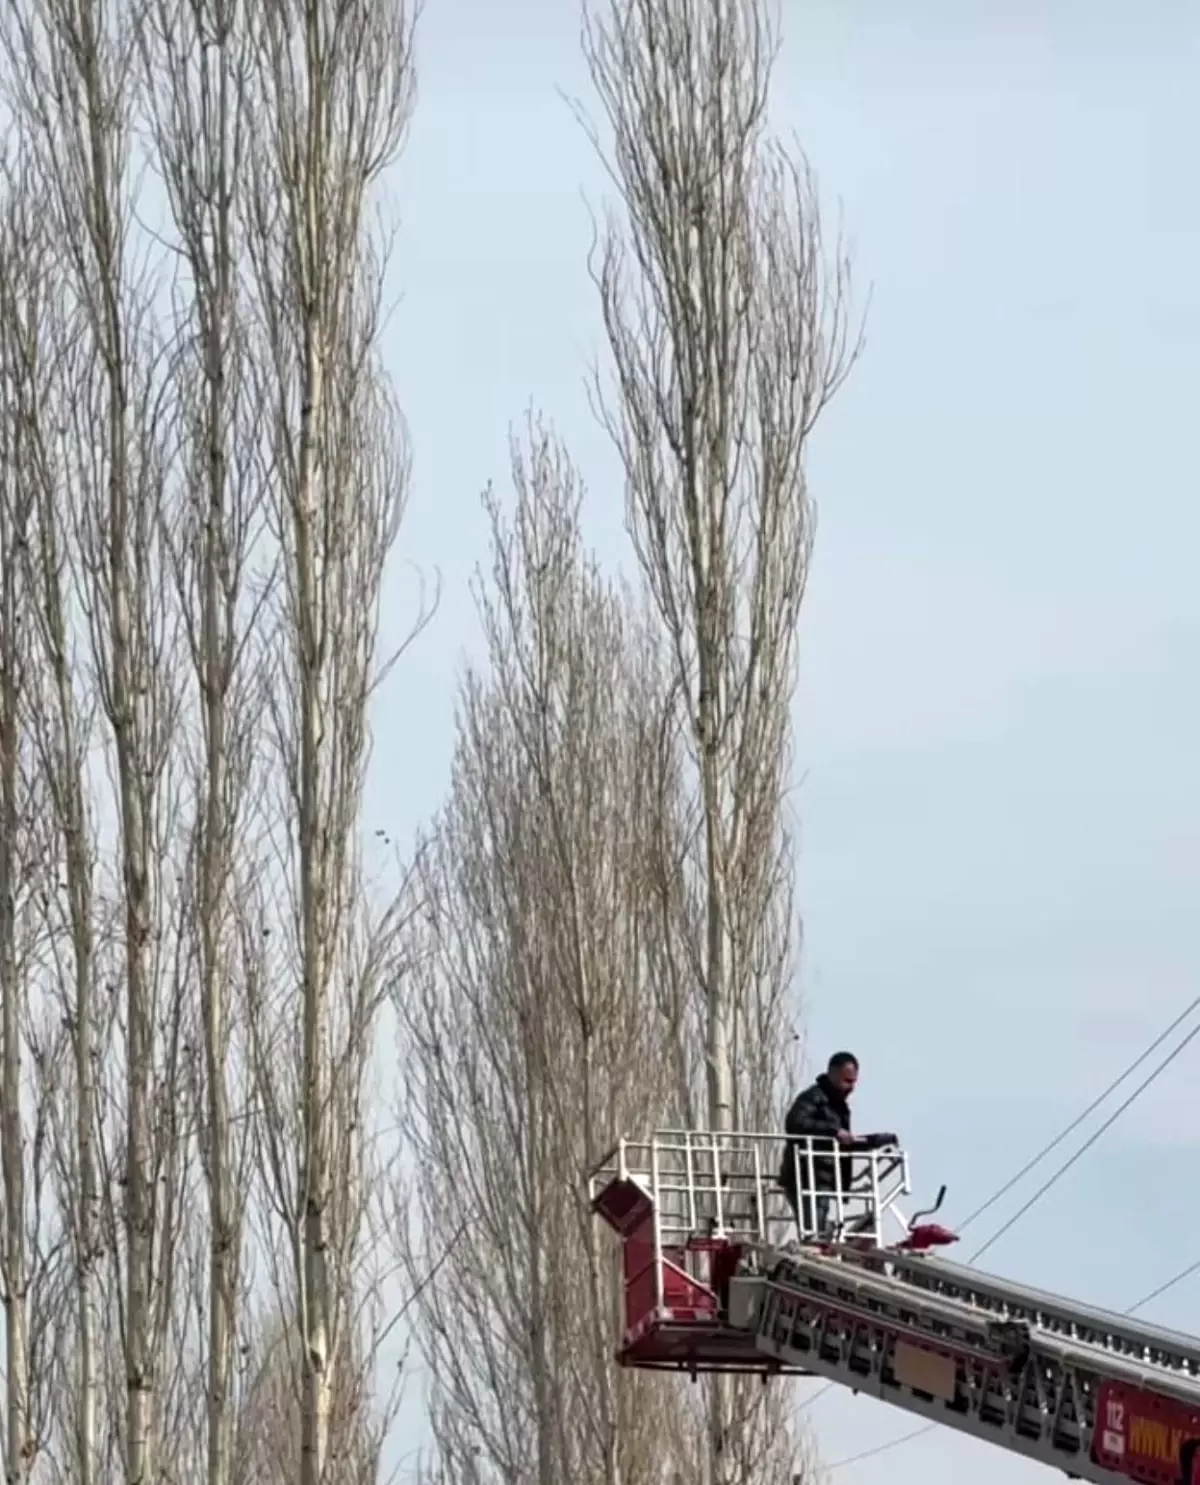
left=828, top=1051, right=858, bottom=1072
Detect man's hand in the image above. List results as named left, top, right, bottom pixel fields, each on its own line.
left=861, top=1131, right=899, bottom=1149
left=835, top=1130, right=856, bottom=1146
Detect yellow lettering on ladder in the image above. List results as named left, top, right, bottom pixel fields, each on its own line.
left=1129, top=1416, right=1182, bottom=1466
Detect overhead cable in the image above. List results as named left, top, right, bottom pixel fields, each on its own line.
left=966, top=1016, right=1200, bottom=1265
left=957, top=991, right=1200, bottom=1233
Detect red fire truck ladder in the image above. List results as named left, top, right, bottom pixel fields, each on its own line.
left=590, top=1130, right=1200, bottom=1485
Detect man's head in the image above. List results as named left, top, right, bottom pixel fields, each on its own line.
left=826, top=1051, right=859, bottom=1097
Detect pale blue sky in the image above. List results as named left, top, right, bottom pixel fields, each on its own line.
left=375, top=1, right=1200, bottom=1479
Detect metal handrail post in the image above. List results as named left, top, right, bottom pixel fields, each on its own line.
left=650, top=1137, right=664, bottom=1312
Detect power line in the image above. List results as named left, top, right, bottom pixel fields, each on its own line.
left=1128, top=1257, right=1200, bottom=1316
left=956, top=992, right=1200, bottom=1234
left=813, top=1000, right=1200, bottom=1460
left=826, top=1427, right=934, bottom=1471
left=966, top=1017, right=1200, bottom=1265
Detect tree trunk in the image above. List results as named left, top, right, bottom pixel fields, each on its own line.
left=39, top=499, right=100, bottom=1485
left=200, top=517, right=236, bottom=1485
left=296, top=302, right=333, bottom=1485
left=113, top=481, right=156, bottom=1485
left=0, top=448, right=30, bottom=1484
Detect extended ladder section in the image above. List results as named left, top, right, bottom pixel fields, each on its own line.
left=591, top=1130, right=1200, bottom=1485
left=735, top=1243, right=1200, bottom=1485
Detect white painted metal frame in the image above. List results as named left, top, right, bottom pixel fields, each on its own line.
left=588, top=1128, right=915, bottom=1252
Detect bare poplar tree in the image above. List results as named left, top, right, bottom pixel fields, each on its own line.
left=400, top=422, right=695, bottom=1485
left=0, top=148, right=108, bottom=1483
left=239, top=0, right=420, bottom=1477
left=579, top=1, right=862, bottom=1479
left=137, top=2, right=264, bottom=1481
left=2, top=0, right=195, bottom=1475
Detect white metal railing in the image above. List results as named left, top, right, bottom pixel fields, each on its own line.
left=589, top=1128, right=913, bottom=1250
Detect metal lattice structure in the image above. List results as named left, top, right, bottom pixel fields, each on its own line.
left=590, top=1129, right=1200, bottom=1485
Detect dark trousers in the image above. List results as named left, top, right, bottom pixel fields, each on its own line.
left=780, top=1181, right=832, bottom=1237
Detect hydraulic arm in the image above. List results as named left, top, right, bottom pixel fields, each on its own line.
left=735, top=1243, right=1200, bottom=1485
left=590, top=1130, right=1200, bottom=1485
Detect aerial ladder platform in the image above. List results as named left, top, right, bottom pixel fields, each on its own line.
left=590, top=1130, right=1200, bottom=1485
